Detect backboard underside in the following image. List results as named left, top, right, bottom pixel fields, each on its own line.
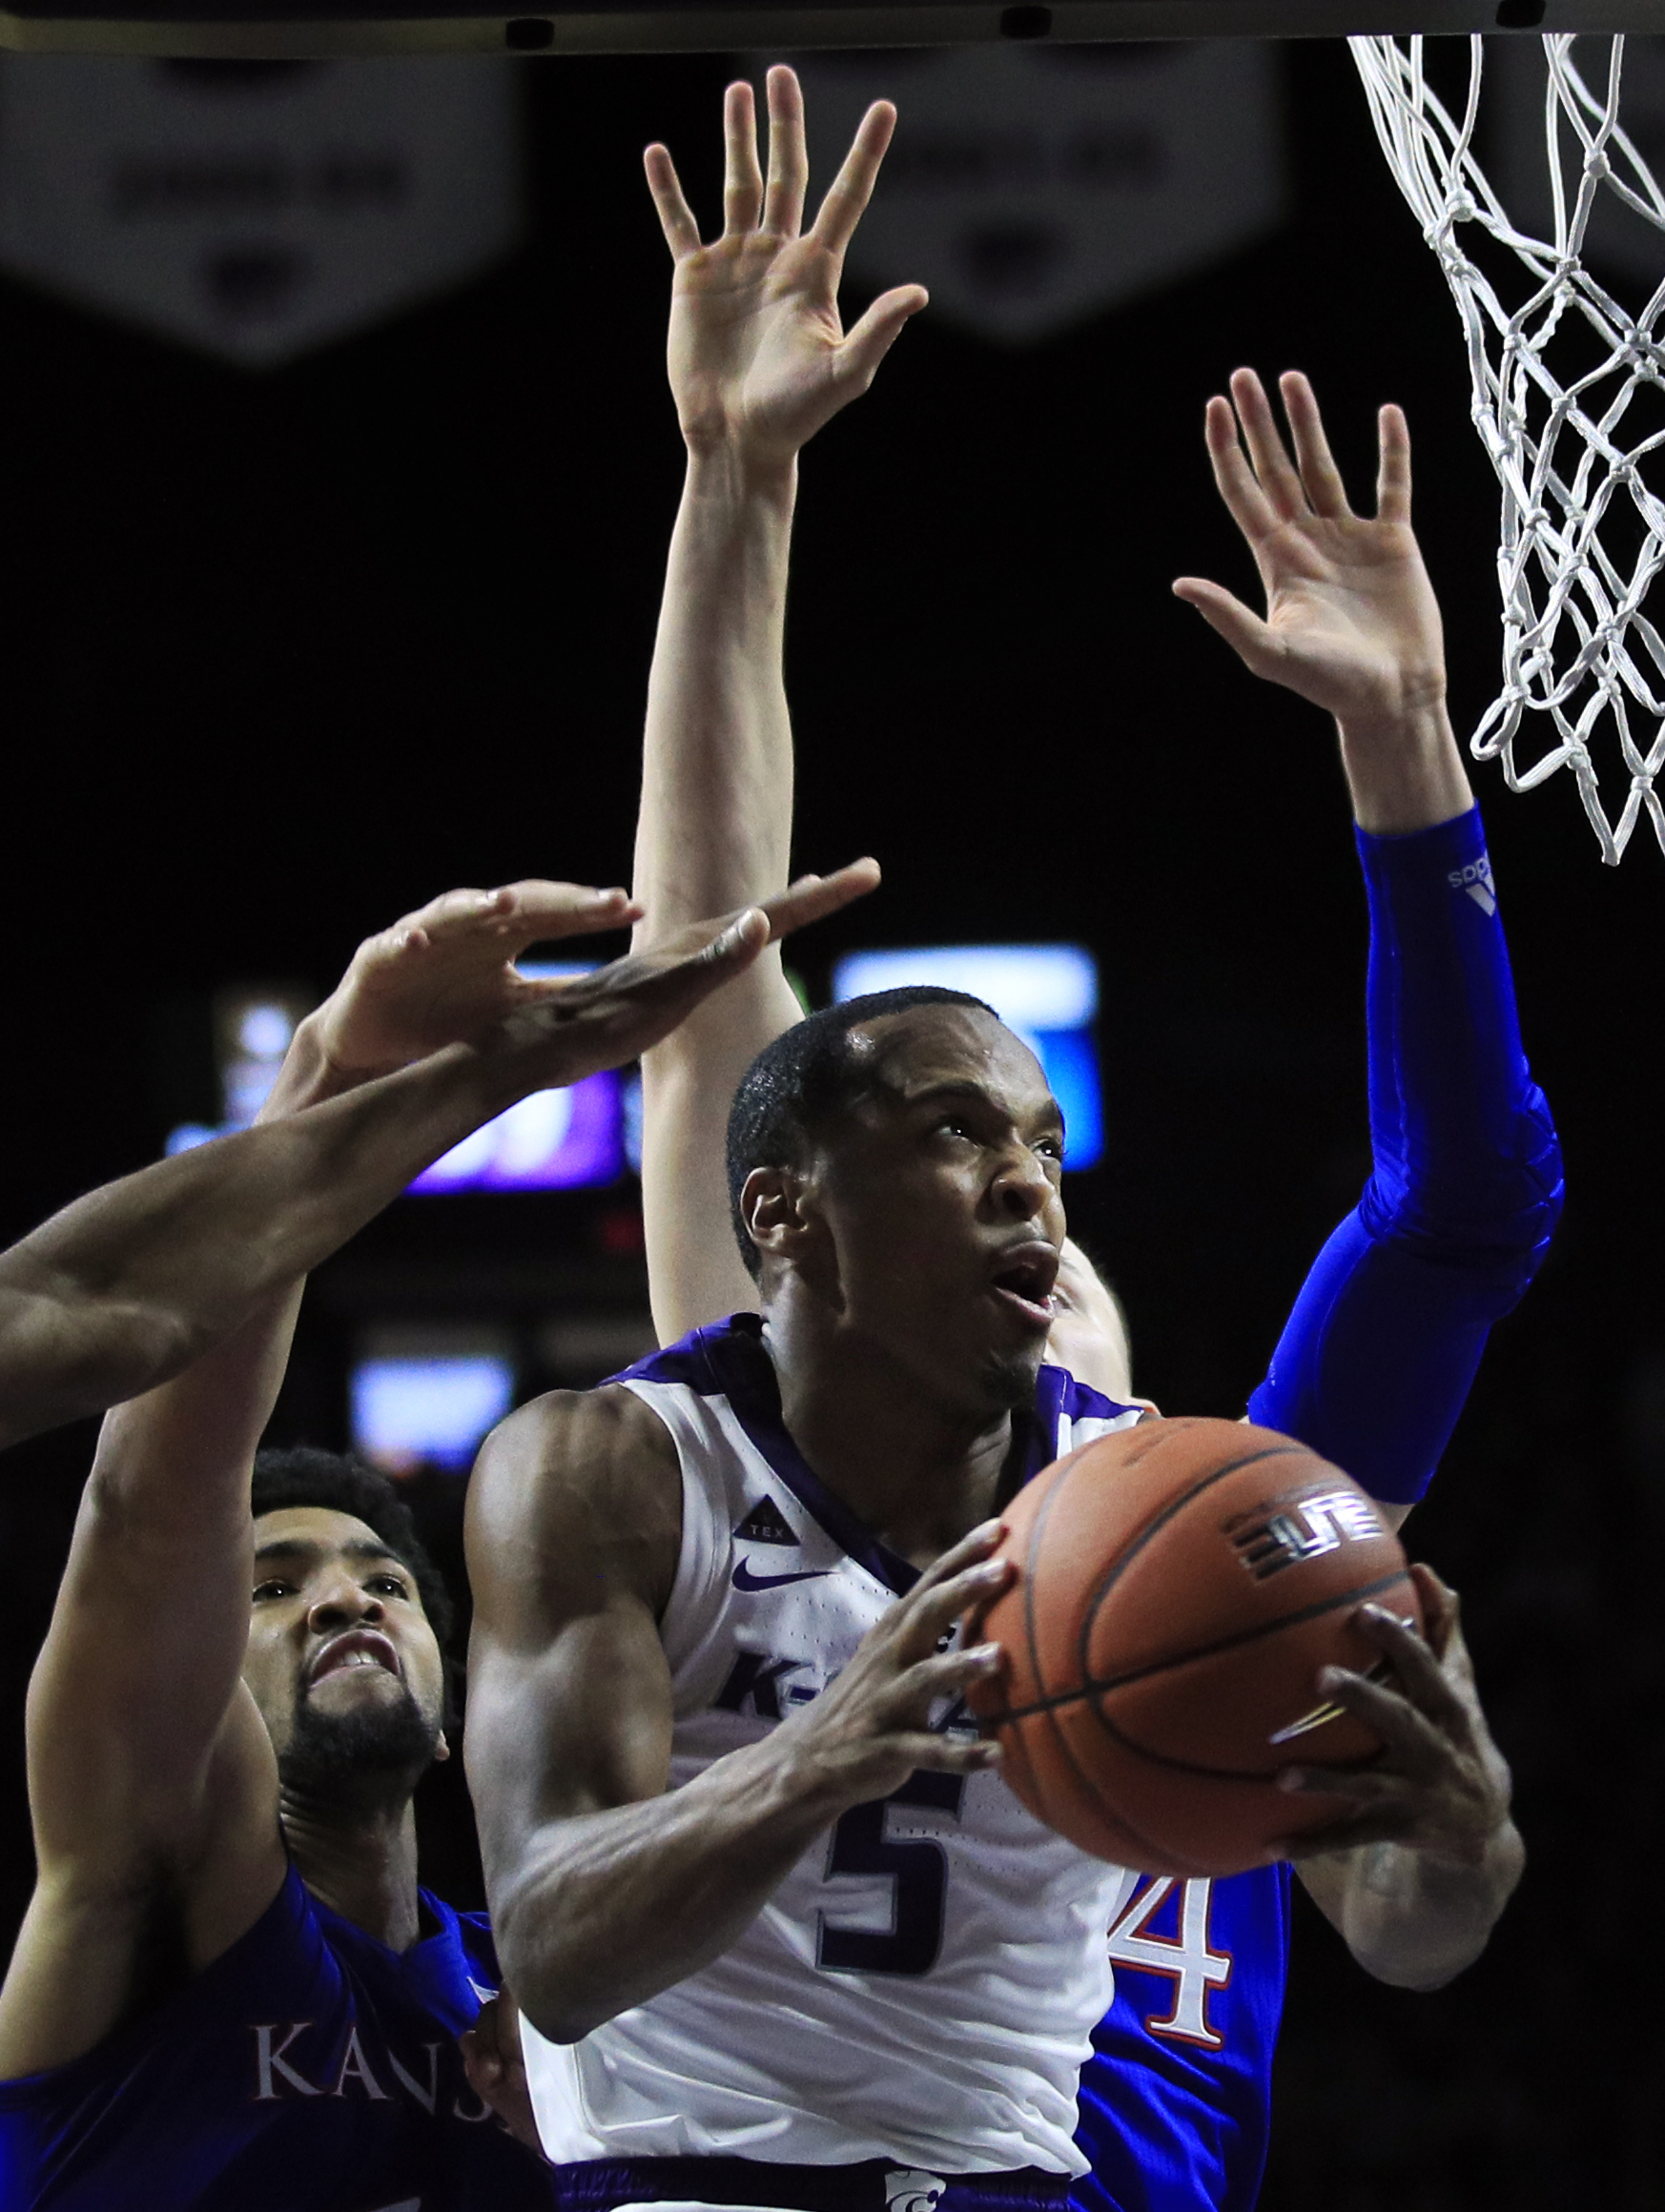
left=0, top=0, right=1655, bottom=61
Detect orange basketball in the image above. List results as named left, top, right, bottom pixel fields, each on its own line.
left=965, top=1417, right=1420, bottom=1876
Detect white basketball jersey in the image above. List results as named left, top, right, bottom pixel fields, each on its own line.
left=521, top=1315, right=1142, bottom=2180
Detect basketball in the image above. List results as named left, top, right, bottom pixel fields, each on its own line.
left=966, top=1418, right=1422, bottom=1877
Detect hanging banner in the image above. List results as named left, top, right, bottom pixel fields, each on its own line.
left=778, top=44, right=1286, bottom=346
left=0, top=57, right=521, bottom=366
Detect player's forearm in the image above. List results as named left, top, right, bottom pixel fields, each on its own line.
left=493, top=1733, right=837, bottom=2043
left=1338, top=1818, right=1525, bottom=1991
left=1335, top=699, right=1472, bottom=835
left=81, top=1036, right=346, bottom=1518
left=634, top=449, right=805, bottom=1338
left=635, top=448, right=798, bottom=932
left=0, top=1047, right=513, bottom=1446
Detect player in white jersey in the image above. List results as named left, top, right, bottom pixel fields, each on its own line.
left=542, top=1310, right=1139, bottom=2177
left=461, top=72, right=1528, bottom=2212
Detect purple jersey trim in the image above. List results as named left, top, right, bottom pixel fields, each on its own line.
left=614, top=1315, right=1137, bottom=1598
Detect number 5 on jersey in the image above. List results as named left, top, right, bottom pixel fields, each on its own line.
left=816, top=1772, right=966, bottom=1977
left=1105, top=1877, right=1231, bottom=2047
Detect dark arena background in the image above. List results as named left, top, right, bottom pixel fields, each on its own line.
left=0, top=40, right=1659, bottom=2208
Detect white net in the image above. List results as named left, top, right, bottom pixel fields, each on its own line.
left=1350, top=33, right=1665, bottom=863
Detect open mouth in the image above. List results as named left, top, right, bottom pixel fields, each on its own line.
left=307, top=1628, right=401, bottom=1690
left=989, top=1242, right=1060, bottom=1329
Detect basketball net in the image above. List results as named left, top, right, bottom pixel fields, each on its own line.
left=1350, top=33, right=1665, bottom=863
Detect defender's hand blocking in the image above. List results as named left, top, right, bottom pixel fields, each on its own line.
left=646, top=66, right=926, bottom=465
left=277, top=862, right=876, bottom=1114
left=1174, top=370, right=1447, bottom=727
left=298, top=881, right=639, bottom=1092
left=1277, top=1566, right=1515, bottom=1867
left=481, top=867, right=877, bottom=1097
left=771, top=1523, right=1011, bottom=1813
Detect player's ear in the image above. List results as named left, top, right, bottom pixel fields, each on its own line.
left=741, top=1166, right=818, bottom=1273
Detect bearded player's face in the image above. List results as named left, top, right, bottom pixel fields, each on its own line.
left=807, top=1005, right=1068, bottom=1414
left=242, top=1506, right=448, bottom=1802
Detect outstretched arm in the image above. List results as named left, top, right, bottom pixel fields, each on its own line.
left=1179, top=371, right=1561, bottom=1518
left=635, top=66, right=915, bottom=1342
left=1176, top=373, right=1546, bottom=1978
left=0, top=882, right=812, bottom=2079
left=0, top=887, right=784, bottom=1451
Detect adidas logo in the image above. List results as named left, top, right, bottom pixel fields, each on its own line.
left=733, top=1495, right=798, bottom=1547
left=1448, top=855, right=1497, bottom=917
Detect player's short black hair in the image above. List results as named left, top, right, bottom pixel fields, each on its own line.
left=250, top=1446, right=455, bottom=1652
left=725, top=985, right=997, bottom=1280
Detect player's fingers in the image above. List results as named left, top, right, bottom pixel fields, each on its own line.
left=384, top=885, right=500, bottom=939
left=756, top=857, right=881, bottom=943
left=1275, top=1761, right=1419, bottom=1806
left=723, top=78, right=764, bottom=238
left=891, top=1730, right=1003, bottom=1774
left=644, top=144, right=702, bottom=259
left=896, top=1554, right=1011, bottom=1648
left=1408, top=1563, right=1464, bottom=1666
left=1377, top=403, right=1412, bottom=525
left=418, top=882, right=635, bottom=952
left=905, top=1520, right=1006, bottom=1599
left=1171, top=578, right=1278, bottom=673
left=832, top=286, right=928, bottom=397
left=505, top=909, right=771, bottom=1072
left=810, top=98, right=898, bottom=260
left=1230, top=366, right=1308, bottom=520
left=1348, top=1606, right=1472, bottom=1739
left=883, top=1546, right=1009, bottom=1660
left=895, top=1643, right=1003, bottom=1710
left=1311, top=1666, right=1453, bottom=1772
left=1280, top=371, right=1352, bottom=520
left=762, top=63, right=809, bottom=236
left=1199, top=394, right=1280, bottom=543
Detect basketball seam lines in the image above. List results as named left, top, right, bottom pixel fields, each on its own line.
left=988, top=1563, right=1414, bottom=1744
left=1018, top=1448, right=1181, bottom=1872
left=1070, top=1440, right=1311, bottom=1709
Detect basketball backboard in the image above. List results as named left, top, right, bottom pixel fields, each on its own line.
left=0, top=0, right=1655, bottom=64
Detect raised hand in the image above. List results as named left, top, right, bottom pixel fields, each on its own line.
left=290, top=881, right=640, bottom=1096
left=645, top=65, right=926, bottom=466
left=1173, top=369, right=1447, bottom=728
left=482, top=862, right=879, bottom=1096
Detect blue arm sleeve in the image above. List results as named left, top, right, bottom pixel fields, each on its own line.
left=1245, top=806, right=1562, bottom=1504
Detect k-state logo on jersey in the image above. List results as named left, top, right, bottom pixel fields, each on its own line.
left=713, top=1647, right=834, bottom=1719
left=884, top=2171, right=946, bottom=2212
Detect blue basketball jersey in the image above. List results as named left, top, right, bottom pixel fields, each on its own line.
left=0, top=1859, right=555, bottom=2212
left=1073, top=1862, right=1290, bottom=2212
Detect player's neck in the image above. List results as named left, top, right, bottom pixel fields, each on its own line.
left=281, top=1787, right=425, bottom=1954
left=764, top=1310, right=1018, bottom=1567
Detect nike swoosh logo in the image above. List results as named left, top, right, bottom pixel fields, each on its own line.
left=731, top=1559, right=833, bottom=1592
